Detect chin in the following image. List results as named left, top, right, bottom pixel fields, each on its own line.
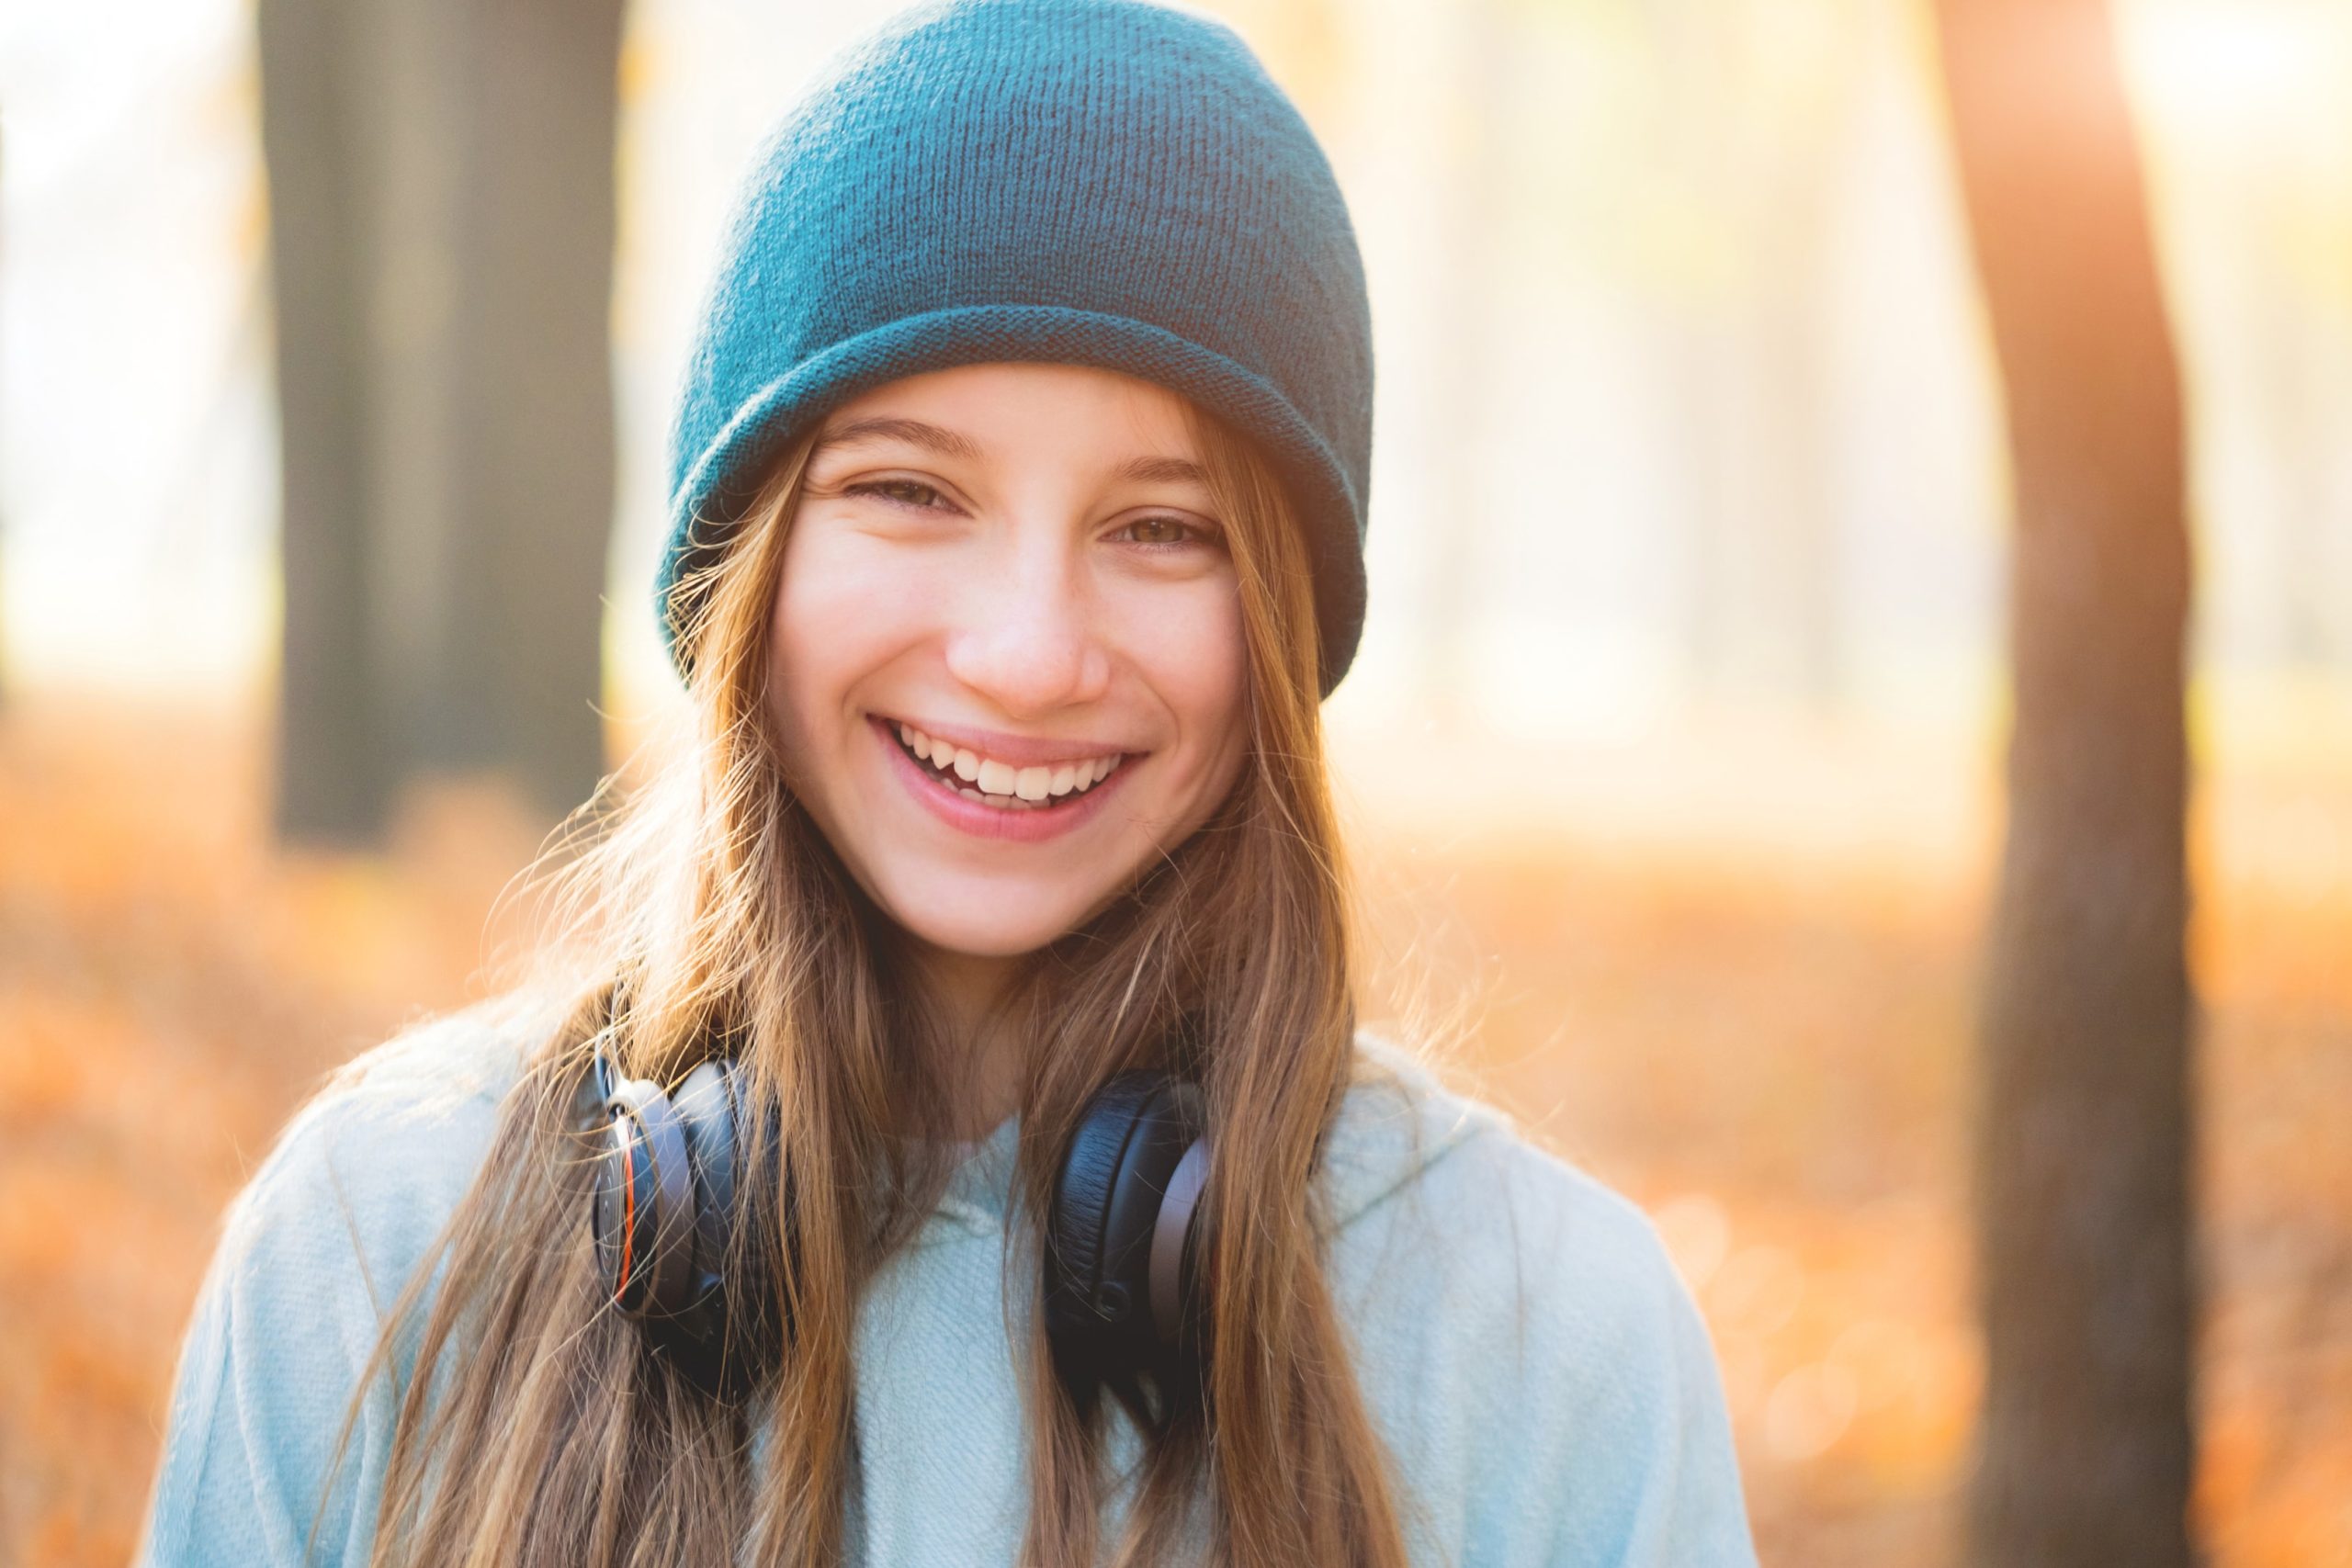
left=891, top=907, right=1093, bottom=960
left=870, top=870, right=1117, bottom=960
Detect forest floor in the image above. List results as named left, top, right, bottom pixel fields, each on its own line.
left=1, top=693, right=2345, bottom=1566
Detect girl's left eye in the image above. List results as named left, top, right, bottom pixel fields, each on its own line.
left=846, top=479, right=948, bottom=510
left=1113, top=515, right=1221, bottom=550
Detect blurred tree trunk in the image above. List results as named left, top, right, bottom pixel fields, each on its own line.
left=1655, top=0, right=1861, bottom=710
left=1420, top=0, right=1508, bottom=722
left=258, top=0, right=393, bottom=840
left=259, top=0, right=621, bottom=844
left=427, top=0, right=624, bottom=818
left=2247, top=272, right=2344, bottom=667
left=1931, top=3, right=2199, bottom=1566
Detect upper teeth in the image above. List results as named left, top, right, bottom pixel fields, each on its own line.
left=896, top=723, right=1122, bottom=801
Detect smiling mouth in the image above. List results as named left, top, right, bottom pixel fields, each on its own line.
left=884, top=720, right=1128, bottom=813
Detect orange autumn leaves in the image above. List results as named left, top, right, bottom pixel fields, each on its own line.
left=2, top=699, right=2346, bottom=1568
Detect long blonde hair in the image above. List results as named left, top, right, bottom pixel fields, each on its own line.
left=322, top=393, right=1410, bottom=1568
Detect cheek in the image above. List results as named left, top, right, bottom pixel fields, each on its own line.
left=767, top=528, right=925, bottom=773
left=1125, top=578, right=1250, bottom=795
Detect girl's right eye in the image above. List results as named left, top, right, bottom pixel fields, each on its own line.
left=846, top=479, right=948, bottom=511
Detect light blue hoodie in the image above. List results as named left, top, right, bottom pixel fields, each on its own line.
left=135, top=991, right=1759, bottom=1566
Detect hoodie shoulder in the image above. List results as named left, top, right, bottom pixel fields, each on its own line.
left=1316, top=1030, right=1514, bottom=1228
left=230, top=988, right=547, bottom=1280
left=1316, top=1033, right=1760, bottom=1567
left=138, top=989, right=558, bottom=1568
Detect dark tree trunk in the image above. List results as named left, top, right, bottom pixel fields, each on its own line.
left=259, top=0, right=621, bottom=843
left=1931, top=3, right=2199, bottom=1565
left=258, top=0, right=395, bottom=842
left=425, top=0, right=624, bottom=820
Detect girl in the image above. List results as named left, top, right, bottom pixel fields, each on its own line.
left=139, top=2, right=1757, bottom=1564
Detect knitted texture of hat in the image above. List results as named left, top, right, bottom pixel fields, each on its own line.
left=657, top=0, right=1374, bottom=695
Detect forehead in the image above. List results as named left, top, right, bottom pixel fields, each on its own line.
left=810, top=362, right=1205, bottom=479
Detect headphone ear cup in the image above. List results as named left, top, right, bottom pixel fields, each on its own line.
left=1148, top=1134, right=1212, bottom=1348
left=587, top=1051, right=786, bottom=1397
left=592, top=1075, right=698, bottom=1320
left=673, top=1059, right=739, bottom=1297
left=1049, top=1074, right=1155, bottom=1333
left=1046, top=1073, right=1209, bottom=1371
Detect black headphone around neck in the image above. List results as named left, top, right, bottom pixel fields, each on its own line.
left=579, top=1021, right=1214, bottom=1399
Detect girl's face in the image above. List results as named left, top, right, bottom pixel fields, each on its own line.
left=767, top=362, right=1250, bottom=960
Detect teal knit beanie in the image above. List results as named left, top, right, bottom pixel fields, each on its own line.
left=657, top=0, right=1374, bottom=695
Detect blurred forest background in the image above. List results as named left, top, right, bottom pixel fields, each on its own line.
left=1, top=0, right=2348, bottom=1563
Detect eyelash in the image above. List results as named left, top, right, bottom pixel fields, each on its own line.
left=843, top=479, right=1222, bottom=552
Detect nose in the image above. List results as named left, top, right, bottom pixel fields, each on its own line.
left=941, top=540, right=1112, bottom=716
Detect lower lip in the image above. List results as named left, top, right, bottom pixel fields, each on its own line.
left=871, top=716, right=1135, bottom=844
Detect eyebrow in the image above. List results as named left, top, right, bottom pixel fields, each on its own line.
left=1114, top=454, right=1209, bottom=485
left=812, top=416, right=982, bottom=462
left=811, top=416, right=1207, bottom=486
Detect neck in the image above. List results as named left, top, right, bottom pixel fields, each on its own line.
left=906, top=942, right=1025, bottom=1142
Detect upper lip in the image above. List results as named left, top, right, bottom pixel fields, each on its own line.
left=875, top=714, right=1140, bottom=769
